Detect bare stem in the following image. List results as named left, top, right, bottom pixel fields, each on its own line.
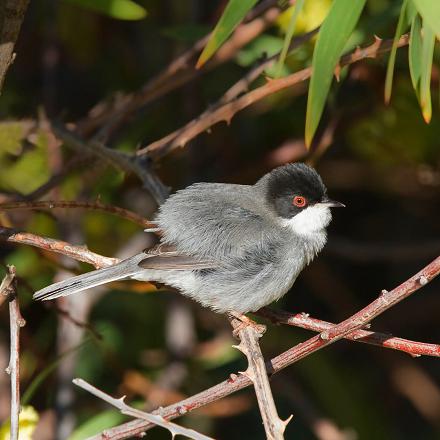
left=0, top=200, right=155, bottom=229
left=2, top=266, right=25, bottom=440
left=97, top=256, right=440, bottom=439
left=256, top=308, right=440, bottom=357
left=0, top=227, right=118, bottom=269
left=230, top=318, right=290, bottom=439
left=73, top=378, right=214, bottom=440
left=138, top=35, right=410, bottom=160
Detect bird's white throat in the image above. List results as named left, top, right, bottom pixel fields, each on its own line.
left=280, top=204, right=332, bottom=237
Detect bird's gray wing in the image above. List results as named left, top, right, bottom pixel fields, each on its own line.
left=154, top=183, right=273, bottom=259
left=139, top=244, right=218, bottom=270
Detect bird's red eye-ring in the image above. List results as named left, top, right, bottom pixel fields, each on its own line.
left=293, top=196, right=307, bottom=208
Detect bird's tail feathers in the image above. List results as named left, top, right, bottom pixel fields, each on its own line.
left=33, top=253, right=146, bottom=301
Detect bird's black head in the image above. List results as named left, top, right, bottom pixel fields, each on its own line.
left=262, top=163, right=344, bottom=220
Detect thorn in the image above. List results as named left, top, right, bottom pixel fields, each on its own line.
left=301, top=312, right=310, bottom=318
left=5, top=365, right=11, bottom=375
left=176, top=405, right=187, bottom=415
left=410, top=353, right=422, bottom=358
left=228, top=373, right=238, bottom=382
left=381, top=289, right=388, bottom=295
left=118, top=395, right=126, bottom=403
left=224, top=117, right=232, bottom=126
left=419, top=275, right=428, bottom=286
left=206, top=127, right=212, bottom=134
left=284, top=414, right=294, bottom=426
left=18, top=318, right=26, bottom=327
left=320, top=331, right=330, bottom=340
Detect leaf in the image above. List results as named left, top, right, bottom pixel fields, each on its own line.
left=196, top=0, right=258, bottom=68
left=68, top=410, right=126, bottom=440
left=275, top=0, right=305, bottom=77
left=419, top=22, right=435, bottom=122
left=64, top=0, right=147, bottom=20
left=411, top=0, right=440, bottom=37
left=384, top=0, right=408, bottom=104
left=305, top=0, right=366, bottom=147
left=408, top=14, right=422, bottom=99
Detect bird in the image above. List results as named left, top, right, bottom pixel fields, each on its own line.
left=33, top=163, right=344, bottom=316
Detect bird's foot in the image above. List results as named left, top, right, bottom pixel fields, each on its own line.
left=228, top=312, right=266, bottom=338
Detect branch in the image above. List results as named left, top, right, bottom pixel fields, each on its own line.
left=99, top=256, right=440, bottom=439
left=3, top=227, right=438, bottom=357
left=52, top=123, right=169, bottom=205
left=256, top=308, right=440, bottom=358
left=73, top=378, right=214, bottom=440
left=0, top=0, right=29, bottom=93
left=0, top=227, right=118, bottom=269
left=230, top=318, right=290, bottom=439
left=2, top=266, right=25, bottom=440
left=77, top=0, right=288, bottom=139
left=137, top=27, right=319, bottom=158
left=138, top=35, right=410, bottom=160
left=0, top=200, right=155, bottom=229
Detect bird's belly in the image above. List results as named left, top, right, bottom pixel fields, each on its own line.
left=132, top=256, right=304, bottom=314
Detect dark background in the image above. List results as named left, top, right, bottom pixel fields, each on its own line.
left=0, top=0, right=439, bottom=438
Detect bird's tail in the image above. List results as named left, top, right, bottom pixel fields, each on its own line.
left=33, top=253, right=147, bottom=301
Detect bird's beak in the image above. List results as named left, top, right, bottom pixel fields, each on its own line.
left=320, top=198, right=345, bottom=208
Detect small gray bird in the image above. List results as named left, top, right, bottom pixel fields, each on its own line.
left=33, top=163, right=344, bottom=314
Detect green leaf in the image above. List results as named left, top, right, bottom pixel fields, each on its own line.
left=408, top=14, right=422, bottom=100
left=411, top=0, right=440, bottom=37
left=68, top=410, right=126, bottom=440
left=419, top=21, right=435, bottom=122
left=64, top=0, right=147, bottom=20
left=275, top=0, right=305, bottom=78
left=305, top=0, right=366, bottom=147
left=196, top=0, right=258, bottom=68
left=384, top=0, right=408, bottom=104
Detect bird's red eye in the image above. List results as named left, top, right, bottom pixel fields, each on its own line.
left=293, top=196, right=307, bottom=208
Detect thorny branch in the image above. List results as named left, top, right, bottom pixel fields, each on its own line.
left=138, top=34, right=410, bottom=160
left=73, top=378, right=214, bottom=440
left=0, top=200, right=155, bottom=229
left=51, top=123, right=169, bottom=205
left=230, top=318, right=290, bottom=440
left=2, top=225, right=438, bottom=359
left=96, top=256, right=440, bottom=439
left=1, top=265, right=25, bottom=440
left=77, top=0, right=292, bottom=139
left=0, top=227, right=118, bottom=269
left=1, top=226, right=439, bottom=437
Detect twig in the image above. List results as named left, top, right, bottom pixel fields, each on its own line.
left=51, top=123, right=169, bottom=205
left=0, top=200, right=155, bottom=229
left=138, top=27, right=319, bottom=158
left=73, top=378, right=214, bottom=440
left=77, top=0, right=287, bottom=139
left=138, top=35, right=410, bottom=160
left=0, top=0, right=30, bottom=93
left=97, top=256, right=440, bottom=439
left=230, top=318, right=290, bottom=439
left=0, top=227, right=118, bottom=269
left=2, top=266, right=26, bottom=440
left=256, top=308, right=440, bottom=357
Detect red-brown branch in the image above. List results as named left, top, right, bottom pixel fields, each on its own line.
left=138, top=35, right=410, bottom=160
left=256, top=308, right=440, bottom=357
left=0, top=200, right=154, bottom=229
left=0, top=227, right=117, bottom=269
left=97, top=256, right=439, bottom=439
left=1, top=266, right=25, bottom=440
